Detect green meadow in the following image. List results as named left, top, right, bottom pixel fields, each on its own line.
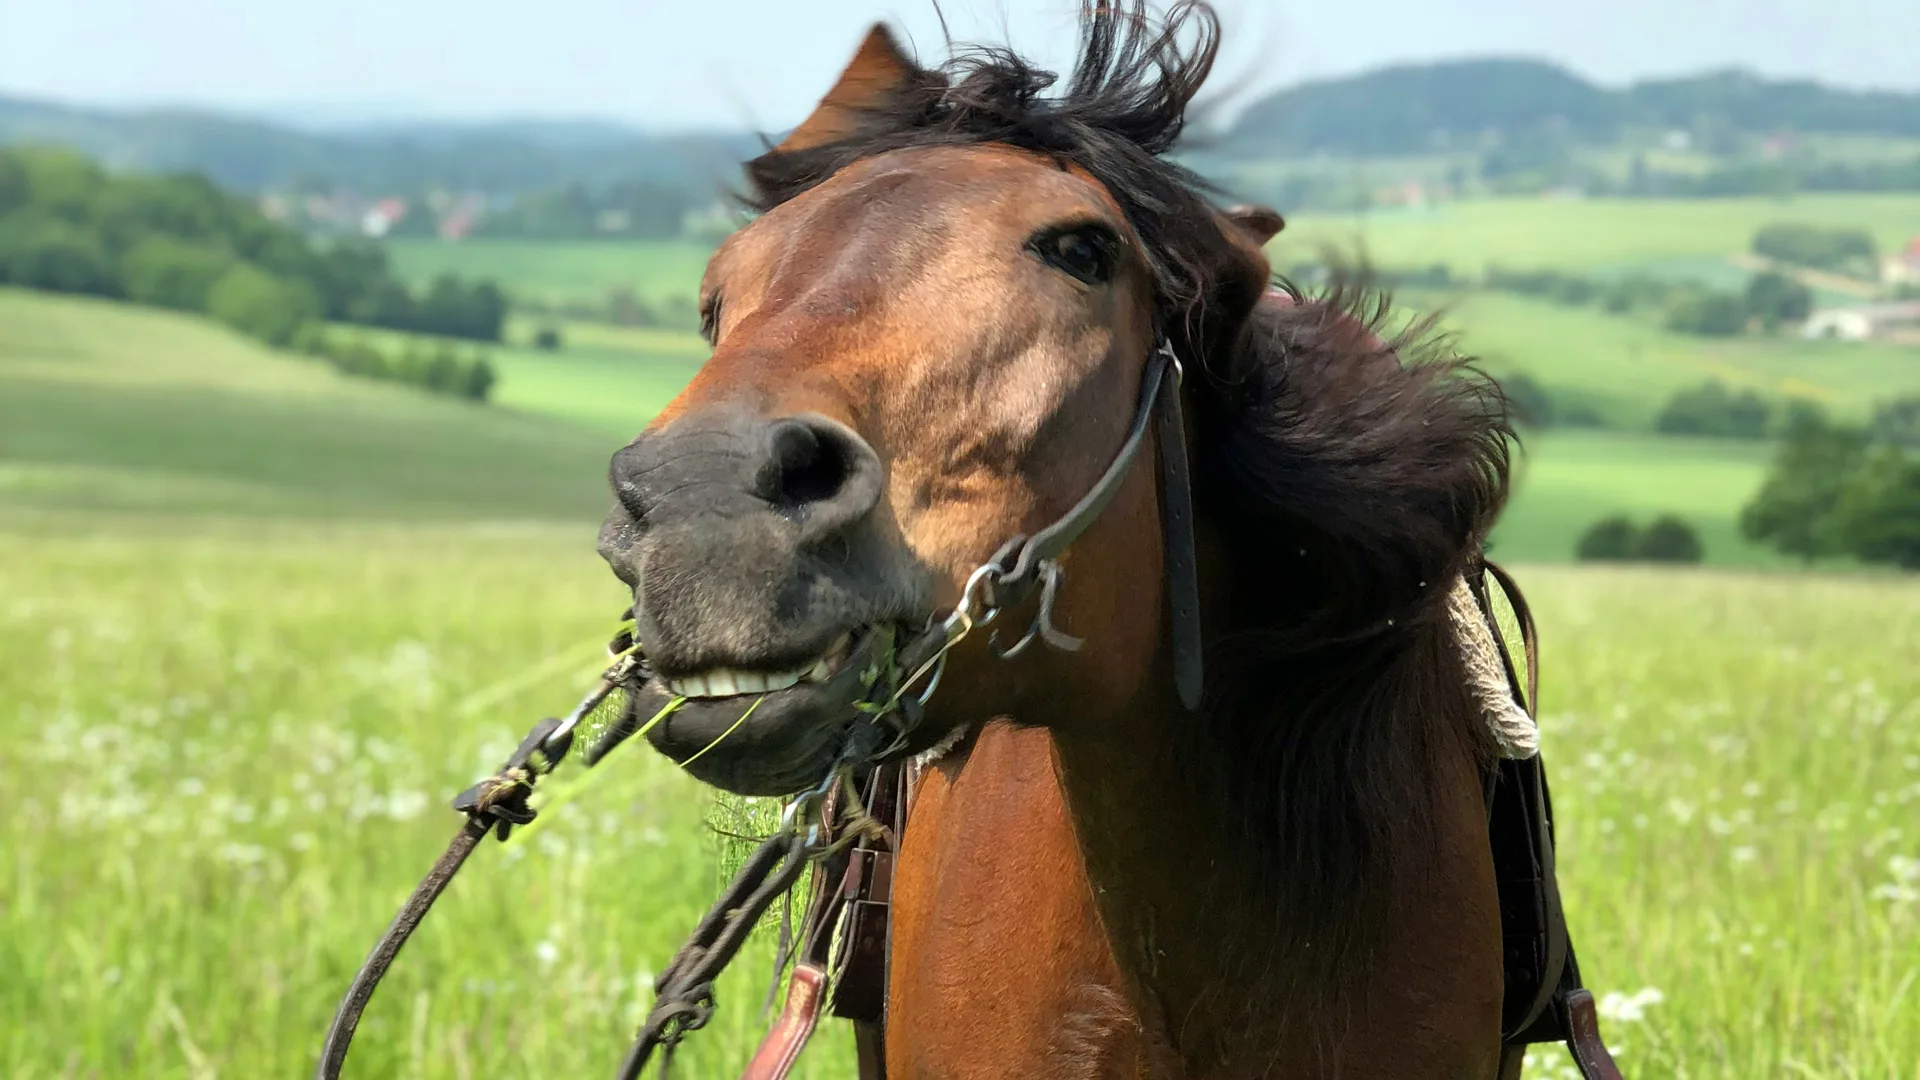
left=5, top=187, right=1920, bottom=1077
left=389, top=238, right=716, bottom=308
left=0, top=289, right=615, bottom=523
left=4, top=526, right=1915, bottom=1079
left=1283, top=192, right=1920, bottom=274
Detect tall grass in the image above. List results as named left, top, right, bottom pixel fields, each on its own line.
left=3, top=528, right=1916, bottom=1078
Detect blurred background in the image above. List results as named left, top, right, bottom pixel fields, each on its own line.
left=2, top=1, right=1916, bottom=1077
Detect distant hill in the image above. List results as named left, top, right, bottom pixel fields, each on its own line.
left=1229, top=59, right=1920, bottom=155
left=0, top=94, right=759, bottom=194
left=7, top=57, right=1919, bottom=193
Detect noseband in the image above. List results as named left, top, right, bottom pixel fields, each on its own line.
left=316, top=333, right=1207, bottom=1078
left=882, top=336, right=1205, bottom=737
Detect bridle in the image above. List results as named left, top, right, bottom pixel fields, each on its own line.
left=315, top=332, right=1206, bottom=1078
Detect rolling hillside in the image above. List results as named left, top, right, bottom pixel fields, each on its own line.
left=0, top=288, right=621, bottom=522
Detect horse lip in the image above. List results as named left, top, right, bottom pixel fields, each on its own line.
left=614, top=627, right=896, bottom=796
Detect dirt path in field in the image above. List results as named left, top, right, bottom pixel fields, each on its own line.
left=1726, top=253, right=1881, bottom=298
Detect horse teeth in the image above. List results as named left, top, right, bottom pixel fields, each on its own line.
left=662, top=665, right=821, bottom=698
left=804, top=658, right=831, bottom=683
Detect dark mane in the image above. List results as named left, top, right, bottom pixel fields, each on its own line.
left=1195, top=283, right=1512, bottom=995
left=750, top=0, right=1515, bottom=999
left=744, top=0, right=1235, bottom=350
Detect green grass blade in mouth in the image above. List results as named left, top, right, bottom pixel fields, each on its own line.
left=676, top=697, right=763, bottom=769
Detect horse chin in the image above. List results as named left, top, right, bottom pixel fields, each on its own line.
left=623, top=626, right=896, bottom=796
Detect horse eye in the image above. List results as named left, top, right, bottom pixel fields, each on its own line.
left=1033, top=227, right=1116, bottom=286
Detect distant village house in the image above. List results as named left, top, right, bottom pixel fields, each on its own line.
left=1882, top=236, right=1920, bottom=285
left=1801, top=300, right=1920, bottom=343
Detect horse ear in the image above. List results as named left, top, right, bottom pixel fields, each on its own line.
left=1188, top=208, right=1277, bottom=361
left=776, top=24, right=919, bottom=153
left=1222, top=204, right=1285, bottom=246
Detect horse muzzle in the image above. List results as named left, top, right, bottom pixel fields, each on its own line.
left=596, top=405, right=934, bottom=793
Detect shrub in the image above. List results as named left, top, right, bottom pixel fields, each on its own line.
left=1576, top=516, right=1638, bottom=561
left=121, top=236, right=234, bottom=311
left=1655, top=380, right=1772, bottom=439
left=326, top=340, right=390, bottom=379
left=462, top=355, right=498, bottom=402
left=1560, top=403, right=1606, bottom=428
left=1739, top=410, right=1869, bottom=562
left=0, top=216, right=122, bottom=296
left=1752, top=223, right=1877, bottom=277
left=1550, top=276, right=1596, bottom=306
left=1497, top=371, right=1556, bottom=429
left=1870, top=396, right=1920, bottom=448
left=287, top=322, right=331, bottom=356
left=1832, top=449, right=1920, bottom=570
left=415, top=274, right=506, bottom=341
left=1634, top=515, right=1704, bottom=563
left=422, top=343, right=464, bottom=393
left=532, top=325, right=563, bottom=350
left=1664, top=289, right=1747, bottom=336
left=1744, top=270, right=1813, bottom=328
left=1600, top=274, right=1671, bottom=315
left=205, top=263, right=321, bottom=346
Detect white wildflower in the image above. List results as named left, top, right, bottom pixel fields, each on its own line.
left=1596, top=987, right=1664, bottom=1024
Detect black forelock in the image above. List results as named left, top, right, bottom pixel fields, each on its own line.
left=743, top=2, right=1232, bottom=338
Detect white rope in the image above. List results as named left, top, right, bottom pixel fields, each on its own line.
left=1448, top=575, right=1538, bottom=759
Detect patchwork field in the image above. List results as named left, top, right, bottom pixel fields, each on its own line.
left=1497, top=430, right=1778, bottom=567
left=1282, top=192, right=1920, bottom=274
left=4, top=529, right=1915, bottom=1079
left=1419, top=290, right=1920, bottom=429
left=0, top=284, right=1840, bottom=565
left=387, top=197, right=1920, bottom=308
left=388, top=239, right=716, bottom=308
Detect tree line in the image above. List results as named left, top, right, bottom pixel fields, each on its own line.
left=1742, top=401, right=1920, bottom=569
left=293, top=327, right=497, bottom=402
left=0, top=145, right=507, bottom=352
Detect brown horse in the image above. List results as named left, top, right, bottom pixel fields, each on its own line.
left=596, top=4, right=1516, bottom=1076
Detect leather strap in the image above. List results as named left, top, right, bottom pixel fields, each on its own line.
left=985, top=348, right=1204, bottom=711
left=741, top=763, right=906, bottom=1080
left=989, top=350, right=1176, bottom=599
left=740, top=965, right=829, bottom=1080
left=1563, top=989, right=1625, bottom=1080
left=1153, top=359, right=1205, bottom=712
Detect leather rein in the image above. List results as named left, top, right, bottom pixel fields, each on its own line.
left=315, top=337, right=1205, bottom=1079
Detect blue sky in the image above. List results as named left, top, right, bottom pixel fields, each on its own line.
left=3, top=0, right=1917, bottom=130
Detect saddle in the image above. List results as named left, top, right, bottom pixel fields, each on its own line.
left=746, top=560, right=1624, bottom=1080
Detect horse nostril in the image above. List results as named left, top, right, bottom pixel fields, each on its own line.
left=758, top=418, right=851, bottom=508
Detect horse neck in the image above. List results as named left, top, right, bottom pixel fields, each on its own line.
left=1045, top=615, right=1498, bottom=1076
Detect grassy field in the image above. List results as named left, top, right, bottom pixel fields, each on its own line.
left=1497, top=430, right=1777, bottom=566
left=1418, top=290, right=1920, bottom=430
left=3, top=529, right=1915, bottom=1078
left=0, top=285, right=1829, bottom=565
left=0, top=526, right=855, bottom=1079
left=6, top=178, right=1919, bottom=1078
left=1283, top=193, right=1920, bottom=274
left=0, top=289, right=616, bottom=522
left=388, top=239, right=715, bottom=307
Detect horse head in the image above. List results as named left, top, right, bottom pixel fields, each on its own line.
left=597, top=3, right=1509, bottom=833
